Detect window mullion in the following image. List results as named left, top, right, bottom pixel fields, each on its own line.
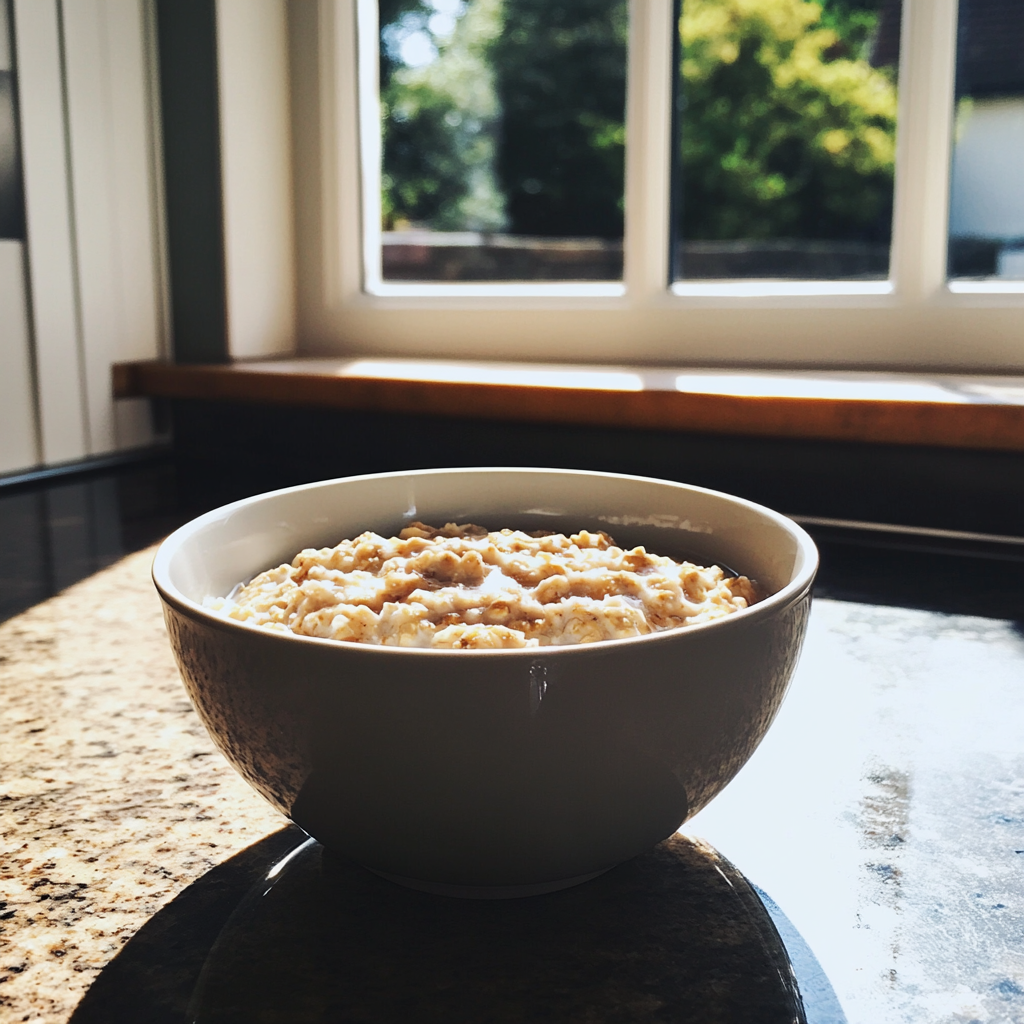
left=329, top=0, right=362, bottom=307
left=354, top=0, right=382, bottom=294
left=889, top=0, right=959, bottom=302
left=623, top=0, right=674, bottom=304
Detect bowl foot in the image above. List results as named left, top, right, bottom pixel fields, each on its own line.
left=367, top=866, right=611, bottom=899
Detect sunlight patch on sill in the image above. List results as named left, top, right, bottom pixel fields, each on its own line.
left=341, top=359, right=644, bottom=391
left=240, top=359, right=1024, bottom=406
left=673, top=373, right=972, bottom=403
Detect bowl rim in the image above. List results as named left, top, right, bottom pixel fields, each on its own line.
left=152, top=466, right=818, bottom=657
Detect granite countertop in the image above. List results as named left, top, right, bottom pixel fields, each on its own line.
left=3, top=545, right=1024, bottom=1023
left=0, top=549, right=284, bottom=1022
left=684, top=600, right=1024, bottom=1023
left=1, top=548, right=804, bottom=1024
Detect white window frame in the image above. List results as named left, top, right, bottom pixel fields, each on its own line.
left=295, top=0, right=1024, bottom=372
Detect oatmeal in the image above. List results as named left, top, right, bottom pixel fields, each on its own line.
left=204, top=522, right=758, bottom=649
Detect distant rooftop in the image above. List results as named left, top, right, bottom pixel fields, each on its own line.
left=956, top=0, right=1024, bottom=97
left=871, top=0, right=1024, bottom=98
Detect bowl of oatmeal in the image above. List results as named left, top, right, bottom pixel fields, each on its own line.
left=153, top=468, right=817, bottom=896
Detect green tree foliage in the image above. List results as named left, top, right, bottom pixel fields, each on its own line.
left=816, top=0, right=888, bottom=61
left=678, top=0, right=898, bottom=240
left=379, top=0, right=897, bottom=243
left=489, top=0, right=628, bottom=238
left=380, top=0, right=505, bottom=230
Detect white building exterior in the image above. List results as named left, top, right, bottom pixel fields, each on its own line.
left=949, top=97, right=1024, bottom=276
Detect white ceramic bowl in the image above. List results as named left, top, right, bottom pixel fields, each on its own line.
left=153, top=468, right=817, bottom=896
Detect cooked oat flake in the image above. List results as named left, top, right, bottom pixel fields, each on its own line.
left=204, top=522, right=757, bottom=649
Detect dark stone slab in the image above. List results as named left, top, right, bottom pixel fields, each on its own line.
left=169, top=398, right=1024, bottom=539
left=71, top=830, right=805, bottom=1024
left=186, top=833, right=804, bottom=1024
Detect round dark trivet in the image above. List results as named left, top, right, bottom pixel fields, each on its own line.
left=187, top=832, right=804, bottom=1024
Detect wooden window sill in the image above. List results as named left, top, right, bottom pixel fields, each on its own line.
left=112, top=358, right=1024, bottom=452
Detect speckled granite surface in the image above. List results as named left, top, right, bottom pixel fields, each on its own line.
left=0, top=548, right=285, bottom=1023
left=5, top=545, right=1024, bottom=1023
left=1, top=547, right=805, bottom=1024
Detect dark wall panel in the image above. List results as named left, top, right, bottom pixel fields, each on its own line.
left=170, top=400, right=1024, bottom=538
left=156, top=0, right=227, bottom=364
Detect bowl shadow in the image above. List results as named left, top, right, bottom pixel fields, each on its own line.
left=70, top=828, right=826, bottom=1024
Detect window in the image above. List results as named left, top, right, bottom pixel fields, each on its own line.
left=377, top=0, right=629, bottom=283
left=291, top=0, right=1024, bottom=370
left=947, top=0, right=1024, bottom=281
left=671, top=0, right=900, bottom=283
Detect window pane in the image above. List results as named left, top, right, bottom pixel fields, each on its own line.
left=672, top=0, right=900, bottom=281
left=947, top=0, right=1024, bottom=280
left=378, top=0, right=627, bottom=282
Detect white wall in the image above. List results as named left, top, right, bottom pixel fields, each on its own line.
left=0, top=242, right=37, bottom=474
left=62, top=0, right=167, bottom=454
left=7, top=0, right=165, bottom=474
left=949, top=97, right=1024, bottom=241
left=217, top=0, right=296, bottom=360
left=15, top=0, right=90, bottom=465
left=0, top=2, right=38, bottom=474
left=5, top=0, right=299, bottom=475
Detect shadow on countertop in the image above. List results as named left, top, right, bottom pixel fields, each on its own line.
left=68, top=828, right=302, bottom=1024
left=70, top=828, right=821, bottom=1024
